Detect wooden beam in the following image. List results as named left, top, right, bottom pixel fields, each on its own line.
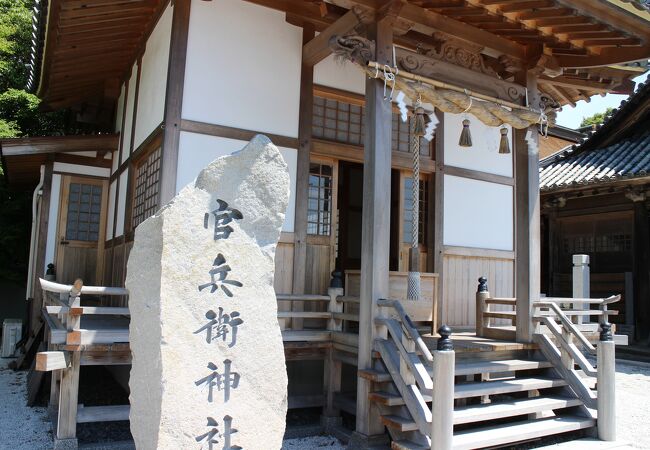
left=355, top=14, right=393, bottom=441
left=36, top=351, right=70, bottom=371
left=554, top=45, right=650, bottom=68
left=0, top=134, right=119, bottom=156
left=303, top=9, right=361, bottom=66
left=159, top=0, right=191, bottom=205
left=514, top=70, right=540, bottom=343
left=538, top=76, right=613, bottom=93
left=292, top=24, right=315, bottom=332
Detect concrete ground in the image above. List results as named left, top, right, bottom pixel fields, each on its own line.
left=1, top=357, right=649, bottom=449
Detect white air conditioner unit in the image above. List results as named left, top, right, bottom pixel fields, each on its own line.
left=1, top=319, right=22, bottom=358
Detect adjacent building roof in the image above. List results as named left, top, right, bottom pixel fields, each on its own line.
left=540, top=80, right=650, bottom=192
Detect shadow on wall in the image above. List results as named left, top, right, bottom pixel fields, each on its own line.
left=0, top=281, right=27, bottom=332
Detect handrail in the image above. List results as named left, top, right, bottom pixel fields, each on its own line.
left=537, top=315, right=597, bottom=377
left=276, top=294, right=330, bottom=301
left=539, top=295, right=620, bottom=305
left=534, top=301, right=595, bottom=353
left=40, top=278, right=128, bottom=296
left=378, top=298, right=433, bottom=363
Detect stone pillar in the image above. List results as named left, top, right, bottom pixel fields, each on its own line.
left=597, top=322, right=616, bottom=441
left=351, top=15, right=393, bottom=449
left=572, top=254, right=590, bottom=324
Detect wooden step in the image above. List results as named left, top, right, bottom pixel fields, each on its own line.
left=455, top=377, right=567, bottom=399
left=381, top=414, right=419, bottom=432
left=358, top=368, right=392, bottom=383
left=369, top=390, right=432, bottom=406
left=453, top=415, right=595, bottom=450
left=454, top=395, right=583, bottom=425
left=454, top=358, right=552, bottom=376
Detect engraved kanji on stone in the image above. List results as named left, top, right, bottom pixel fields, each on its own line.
left=195, top=416, right=241, bottom=450
left=194, top=307, right=243, bottom=347
left=197, top=254, right=243, bottom=297
left=194, top=359, right=240, bottom=403
left=204, top=199, right=243, bottom=241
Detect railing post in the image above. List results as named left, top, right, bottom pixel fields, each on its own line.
left=476, top=277, right=489, bottom=338
left=324, top=271, right=344, bottom=424
left=572, top=254, right=590, bottom=325
left=431, top=325, right=455, bottom=450
left=597, top=322, right=616, bottom=442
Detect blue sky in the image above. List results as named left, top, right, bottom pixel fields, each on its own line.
left=555, top=72, right=649, bottom=129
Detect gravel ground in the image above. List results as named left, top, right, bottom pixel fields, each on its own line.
left=0, top=358, right=52, bottom=450
left=1, top=357, right=649, bottom=449
left=614, top=359, right=650, bottom=449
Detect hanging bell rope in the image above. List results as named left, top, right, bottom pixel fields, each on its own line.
left=499, top=127, right=511, bottom=154
left=407, top=101, right=426, bottom=302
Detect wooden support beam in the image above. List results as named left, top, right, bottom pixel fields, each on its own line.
left=292, top=24, right=316, bottom=322
left=159, top=0, right=191, bottom=205
left=31, top=161, right=53, bottom=335
left=36, top=351, right=70, bottom=371
left=355, top=14, right=393, bottom=442
left=303, top=9, right=360, bottom=66
left=554, top=45, right=650, bottom=68
left=57, top=351, right=81, bottom=441
left=77, top=405, right=130, bottom=423
left=514, top=71, right=540, bottom=343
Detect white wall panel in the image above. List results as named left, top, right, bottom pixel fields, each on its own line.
left=444, top=112, right=513, bottom=178
left=314, top=54, right=365, bottom=95
left=134, top=4, right=172, bottom=149
left=121, top=64, right=138, bottom=164
left=44, top=174, right=62, bottom=272
left=106, top=180, right=117, bottom=241
left=443, top=175, right=513, bottom=251
left=182, top=0, right=302, bottom=138
left=115, top=170, right=129, bottom=237
left=177, top=131, right=297, bottom=232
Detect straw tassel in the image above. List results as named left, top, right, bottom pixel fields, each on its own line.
left=498, top=126, right=510, bottom=154
left=459, top=118, right=472, bottom=147
left=413, top=106, right=427, bottom=137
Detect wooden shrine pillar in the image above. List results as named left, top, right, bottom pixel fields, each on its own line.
left=353, top=16, right=393, bottom=446
left=515, top=72, right=541, bottom=343
left=292, top=24, right=315, bottom=312
left=159, top=0, right=191, bottom=206
left=31, top=160, right=53, bottom=334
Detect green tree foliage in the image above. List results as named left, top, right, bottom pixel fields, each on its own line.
left=0, top=0, right=65, bottom=281
left=580, top=107, right=615, bottom=128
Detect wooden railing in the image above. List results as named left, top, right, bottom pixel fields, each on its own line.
left=475, top=277, right=517, bottom=340
left=36, top=278, right=130, bottom=446
left=376, top=298, right=455, bottom=449
left=533, top=295, right=621, bottom=441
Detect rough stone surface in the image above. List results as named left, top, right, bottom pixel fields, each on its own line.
left=127, top=135, right=289, bottom=450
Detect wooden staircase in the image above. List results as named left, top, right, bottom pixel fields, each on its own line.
left=363, top=297, right=615, bottom=450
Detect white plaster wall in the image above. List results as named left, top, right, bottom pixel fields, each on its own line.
left=444, top=112, right=513, bottom=178
left=121, top=64, right=139, bottom=164
left=133, top=4, right=172, bottom=149
left=106, top=180, right=117, bottom=241
left=314, top=54, right=365, bottom=95
left=53, top=162, right=110, bottom=179
left=443, top=175, right=513, bottom=251
left=44, top=174, right=62, bottom=271
left=177, top=131, right=297, bottom=232
left=115, top=170, right=129, bottom=237
left=182, top=0, right=302, bottom=138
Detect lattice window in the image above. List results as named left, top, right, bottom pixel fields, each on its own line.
left=132, top=147, right=162, bottom=229
left=563, top=234, right=632, bottom=254
left=65, top=183, right=102, bottom=242
left=307, top=163, right=333, bottom=236
left=403, top=177, right=428, bottom=244
left=312, top=96, right=430, bottom=155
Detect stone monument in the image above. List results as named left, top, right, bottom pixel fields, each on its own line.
left=127, top=135, right=290, bottom=450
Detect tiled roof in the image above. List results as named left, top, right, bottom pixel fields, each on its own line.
left=539, top=131, right=650, bottom=191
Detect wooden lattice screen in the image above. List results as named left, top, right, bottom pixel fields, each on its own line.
left=132, top=147, right=162, bottom=228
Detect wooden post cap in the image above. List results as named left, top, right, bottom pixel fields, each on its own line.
left=600, top=322, right=613, bottom=342
left=330, top=270, right=343, bottom=288
left=477, top=276, right=488, bottom=293
left=437, top=325, right=453, bottom=351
